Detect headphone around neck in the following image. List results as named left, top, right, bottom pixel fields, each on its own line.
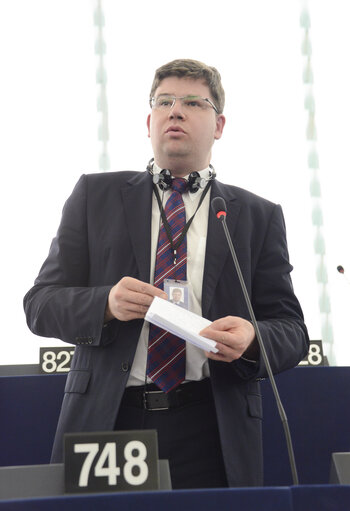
left=146, top=158, right=216, bottom=193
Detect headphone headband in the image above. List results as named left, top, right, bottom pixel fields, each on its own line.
left=146, top=158, right=216, bottom=193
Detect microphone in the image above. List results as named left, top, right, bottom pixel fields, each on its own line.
left=211, top=196, right=299, bottom=486
left=337, top=265, right=350, bottom=285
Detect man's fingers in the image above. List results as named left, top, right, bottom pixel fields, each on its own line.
left=107, top=277, right=167, bottom=321
left=118, top=289, right=157, bottom=308
left=200, top=316, right=242, bottom=337
left=120, top=277, right=167, bottom=299
left=113, top=299, right=149, bottom=321
left=118, top=309, right=148, bottom=321
left=215, top=341, right=242, bottom=357
left=205, top=342, right=242, bottom=363
left=200, top=328, right=236, bottom=345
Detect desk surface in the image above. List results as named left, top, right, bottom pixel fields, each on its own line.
left=1, top=485, right=350, bottom=511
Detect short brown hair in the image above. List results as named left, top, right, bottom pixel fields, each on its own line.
left=150, top=59, right=225, bottom=114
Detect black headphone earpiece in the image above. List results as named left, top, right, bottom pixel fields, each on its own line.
left=152, top=169, right=173, bottom=191
left=187, top=172, right=207, bottom=193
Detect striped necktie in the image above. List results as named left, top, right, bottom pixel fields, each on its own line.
left=146, top=178, right=187, bottom=393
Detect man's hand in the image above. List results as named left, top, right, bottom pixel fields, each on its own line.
left=200, top=316, right=258, bottom=363
left=105, top=277, right=167, bottom=322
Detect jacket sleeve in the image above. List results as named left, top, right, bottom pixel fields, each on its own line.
left=231, top=204, right=309, bottom=380
left=23, top=174, right=119, bottom=346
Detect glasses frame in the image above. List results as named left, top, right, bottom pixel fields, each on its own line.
left=150, top=94, right=219, bottom=114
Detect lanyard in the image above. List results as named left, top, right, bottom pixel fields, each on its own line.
left=153, top=181, right=212, bottom=265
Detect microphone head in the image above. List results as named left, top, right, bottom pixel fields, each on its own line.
left=211, top=197, right=227, bottom=219
left=337, top=265, right=345, bottom=274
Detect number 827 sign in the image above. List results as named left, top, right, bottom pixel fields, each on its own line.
left=64, top=430, right=160, bottom=493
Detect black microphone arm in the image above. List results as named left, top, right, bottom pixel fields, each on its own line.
left=211, top=196, right=299, bottom=486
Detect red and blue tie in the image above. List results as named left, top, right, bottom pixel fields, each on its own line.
left=147, top=178, right=187, bottom=393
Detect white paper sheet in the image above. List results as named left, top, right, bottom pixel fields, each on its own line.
left=145, top=296, right=218, bottom=353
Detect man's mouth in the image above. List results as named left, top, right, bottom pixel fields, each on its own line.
left=165, top=126, right=185, bottom=134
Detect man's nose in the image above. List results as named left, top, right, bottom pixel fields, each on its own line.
left=169, top=98, right=185, bottom=118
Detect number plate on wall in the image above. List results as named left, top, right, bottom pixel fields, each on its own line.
left=64, top=430, right=159, bottom=493
left=298, top=340, right=325, bottom=366
left=39, top=347, right=75, bottom=374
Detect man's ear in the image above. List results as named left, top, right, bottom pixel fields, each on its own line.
left=214, top=114, right=226, bottom=140
left=146, top=114, right=151, bottom=138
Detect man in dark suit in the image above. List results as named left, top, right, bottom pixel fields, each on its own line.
left=23, top=59, right=309, bottom=489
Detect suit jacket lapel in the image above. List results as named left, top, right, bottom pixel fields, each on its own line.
left=202, top=180, right=241, bottom=318
left=120, top=173, right=241, bottom=312
left=121, top=172, right=153, bottom=283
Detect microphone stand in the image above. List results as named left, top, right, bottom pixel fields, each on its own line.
left=217, top=211, right=299, bottom=486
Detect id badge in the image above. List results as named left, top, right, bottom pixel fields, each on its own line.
left=164, top=279, right=190, bottom=310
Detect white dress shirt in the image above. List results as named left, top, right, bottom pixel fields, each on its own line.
left=127, top=164, right=213, bottom=387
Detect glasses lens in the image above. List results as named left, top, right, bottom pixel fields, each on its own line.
left=153, top=95, right=174, bottom=109
left=182, top=96, right=209, bottom=109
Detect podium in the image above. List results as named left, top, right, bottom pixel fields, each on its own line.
left=1, top=366, right=350, bottom=510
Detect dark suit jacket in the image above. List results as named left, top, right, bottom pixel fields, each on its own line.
left=23, top=170, right=309, bottom=487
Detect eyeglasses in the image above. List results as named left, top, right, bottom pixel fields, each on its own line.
left=150, top=94, right=219, bottom=114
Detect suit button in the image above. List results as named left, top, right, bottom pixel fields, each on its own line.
left=121, top=362, right=130, bottom=372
